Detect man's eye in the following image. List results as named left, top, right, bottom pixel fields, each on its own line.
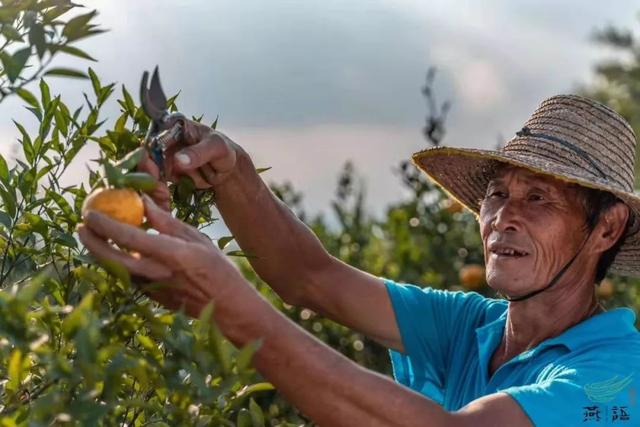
left=486, top=191, right=506, bottom=199
left=529, top=194, right=544, bottom=201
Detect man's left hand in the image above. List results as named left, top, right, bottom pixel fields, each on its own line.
left=77, top=193, right=244, bottom=317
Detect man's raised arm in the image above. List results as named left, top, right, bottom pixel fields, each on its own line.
left=171, top=127, right=403, bottom=351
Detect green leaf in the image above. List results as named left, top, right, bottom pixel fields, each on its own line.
left=0, top=186, right=17, bottom=217
left=62, top=292, right=95, bottom=336
left=54, top=104, right=68, bottom=136
left=24, top=212, right=48, bottom=237
left=198, top=301, right=214, bottom=326
left=58, top=44, right=96, bottom=61
left=236, top=409, right=252, bottom=427
left=7, top=349, right=23, bottom=392
left=225, top=250, right=257, bottom=259
left=236, top=338, right=262, bottom=372
left=15, top=88, right=39, bottom=110
left=256, top=167, right=272, bottom=175
left=249, top=398, right=265, bottom=427
left=44, top=67, right=88, bottom=79
left=217, top=235, right=234, bottom=250
left=47, top=190, right=73, bottom=216
left=62, top=10, right=97, bottom=38
left=88, top=67, right=100, bottom=97
left=166, top=91, right=181, bottom=110
left=122, top=85, right=136, bottom=115
left=54, top=231, right=77, bottom=249
left=209, top=322, right=232, bottom=375
left=36, top=164, right=54, bottom=181
left=98, top=258, right=131, bottom=288
left=43, top=4, right=74, bottom=23
left=39, top=96, right=59, bottom=140
left=1, top=24, right=23, bottom=41
left=114, top=112, right=127, bottom=132
left=175, top=175, right=196, bottom=203
left=14, top=120, right=34, bottom=163
left=104, top=162, right=124, bottom=187
left=114, top=146, right=145, bottom=171
left=98, top=82, right=115, bottom=106
left=39, top=79, right=51, bottom=108
left=6, top=47, right=31, bottom=83
left=237, top=382, right=275, bottom=398
left=0, top=210, right=11, bottom=229
left=121, top=172, right=157, bottom=191
left=25, top=106, right=42, bottom=121
left=0, top=153, right=8, bottom=182
left=17, top=272, right=46, bottom=304
left=28, top=22, right=46, bottom=58
left=211, top=115, right=219, bottom=129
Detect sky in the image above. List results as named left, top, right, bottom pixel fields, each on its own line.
left=1, top=0, right=639, bottom=234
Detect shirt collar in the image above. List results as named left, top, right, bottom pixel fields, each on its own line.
left=476, top=306, right=638, bottom=354
left=542, top=307, right=638, bottom=351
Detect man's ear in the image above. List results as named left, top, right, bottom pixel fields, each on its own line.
left=592, top=202, right=630, bottom=253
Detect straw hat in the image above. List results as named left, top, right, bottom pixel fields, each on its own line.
left=411, top=94, right=640, bottom=277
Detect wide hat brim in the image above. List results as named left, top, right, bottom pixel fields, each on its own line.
left=412, top=145, right=640, bottom=278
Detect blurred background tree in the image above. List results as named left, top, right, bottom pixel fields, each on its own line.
left=577, top=15, right=640, bottom=320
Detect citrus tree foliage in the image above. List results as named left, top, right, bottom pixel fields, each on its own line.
left=0, top=0, right=105, bottom=101
left=0, top=2, right=281, bottom=426
left=0, top=61, right=279, bottom=427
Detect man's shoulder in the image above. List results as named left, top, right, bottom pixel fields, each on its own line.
left=558, top=307, right=640, bottom=365
left=384, top=278, right=508, bottom=325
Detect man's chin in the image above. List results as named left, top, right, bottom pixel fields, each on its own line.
left=486, top=270, right=531, bottom=295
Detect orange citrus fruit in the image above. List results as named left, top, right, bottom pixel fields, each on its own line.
left=459, top=264, right=485, bottom=289
left=82, top=187, right=144, bottom=227
left=596, top=279, right=615, bottom=299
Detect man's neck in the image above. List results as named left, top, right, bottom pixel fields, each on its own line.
left=491, top=278, right=603, bottom=374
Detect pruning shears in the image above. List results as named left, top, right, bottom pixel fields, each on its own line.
left=139, top=66, right=186, bottom=179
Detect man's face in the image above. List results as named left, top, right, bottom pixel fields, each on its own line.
left=479, top=165, right=588, bottom=295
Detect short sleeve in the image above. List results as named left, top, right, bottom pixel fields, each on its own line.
left=501, top=364, right=639, bottom=426
left=384, top=278, right=493, bottom=401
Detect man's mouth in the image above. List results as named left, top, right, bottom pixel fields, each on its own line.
left=490, top=246, right=529, bottom=258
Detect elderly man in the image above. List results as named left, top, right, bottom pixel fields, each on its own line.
left=78, top=95, right=640, bottom=426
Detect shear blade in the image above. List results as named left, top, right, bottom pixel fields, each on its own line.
left=149, top=66, right=168, bottom=111
left=140, top=68, right=166, bottom=121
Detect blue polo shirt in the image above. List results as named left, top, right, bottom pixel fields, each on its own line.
left=384, top=278, right=640, bottom=426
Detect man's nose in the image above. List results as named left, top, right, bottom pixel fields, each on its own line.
left=492, top=198, right=524, bottom=232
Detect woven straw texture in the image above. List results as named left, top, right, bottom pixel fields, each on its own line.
left=412, top=94, right=640, bottom=277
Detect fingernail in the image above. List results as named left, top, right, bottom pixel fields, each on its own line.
left=176, top=152, right=190, bottom=166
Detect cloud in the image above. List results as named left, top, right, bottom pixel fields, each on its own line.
left=2, top=0, right=639, bottom=224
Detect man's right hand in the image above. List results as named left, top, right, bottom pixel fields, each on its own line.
left=162, top=119, right=239, bottom=189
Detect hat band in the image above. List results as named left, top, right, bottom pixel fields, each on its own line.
left=514, top=126, right=607, bottom=179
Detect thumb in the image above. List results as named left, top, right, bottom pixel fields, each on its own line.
left=173, top=132, right=237, bottom=173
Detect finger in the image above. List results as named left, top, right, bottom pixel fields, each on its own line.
left=173, top=132, right=236, bottom=174
left=142, top=194, right=211, bottom=244
left=77, top=225, right=172, bottom=281
left=197, top=163, right=218, bottom=185
left=137, top=277, right=211, bottom=318
left=185, top=169, right=212, bottom=189
left=145, top=182, right=171, bottom=212
left=83, top=210, right=188, bottom=264
left=181, top=119, right=218, bottom=145
left=163, top=143, right=211, bottom=188
left=156, top=117, right=213, bottom=152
